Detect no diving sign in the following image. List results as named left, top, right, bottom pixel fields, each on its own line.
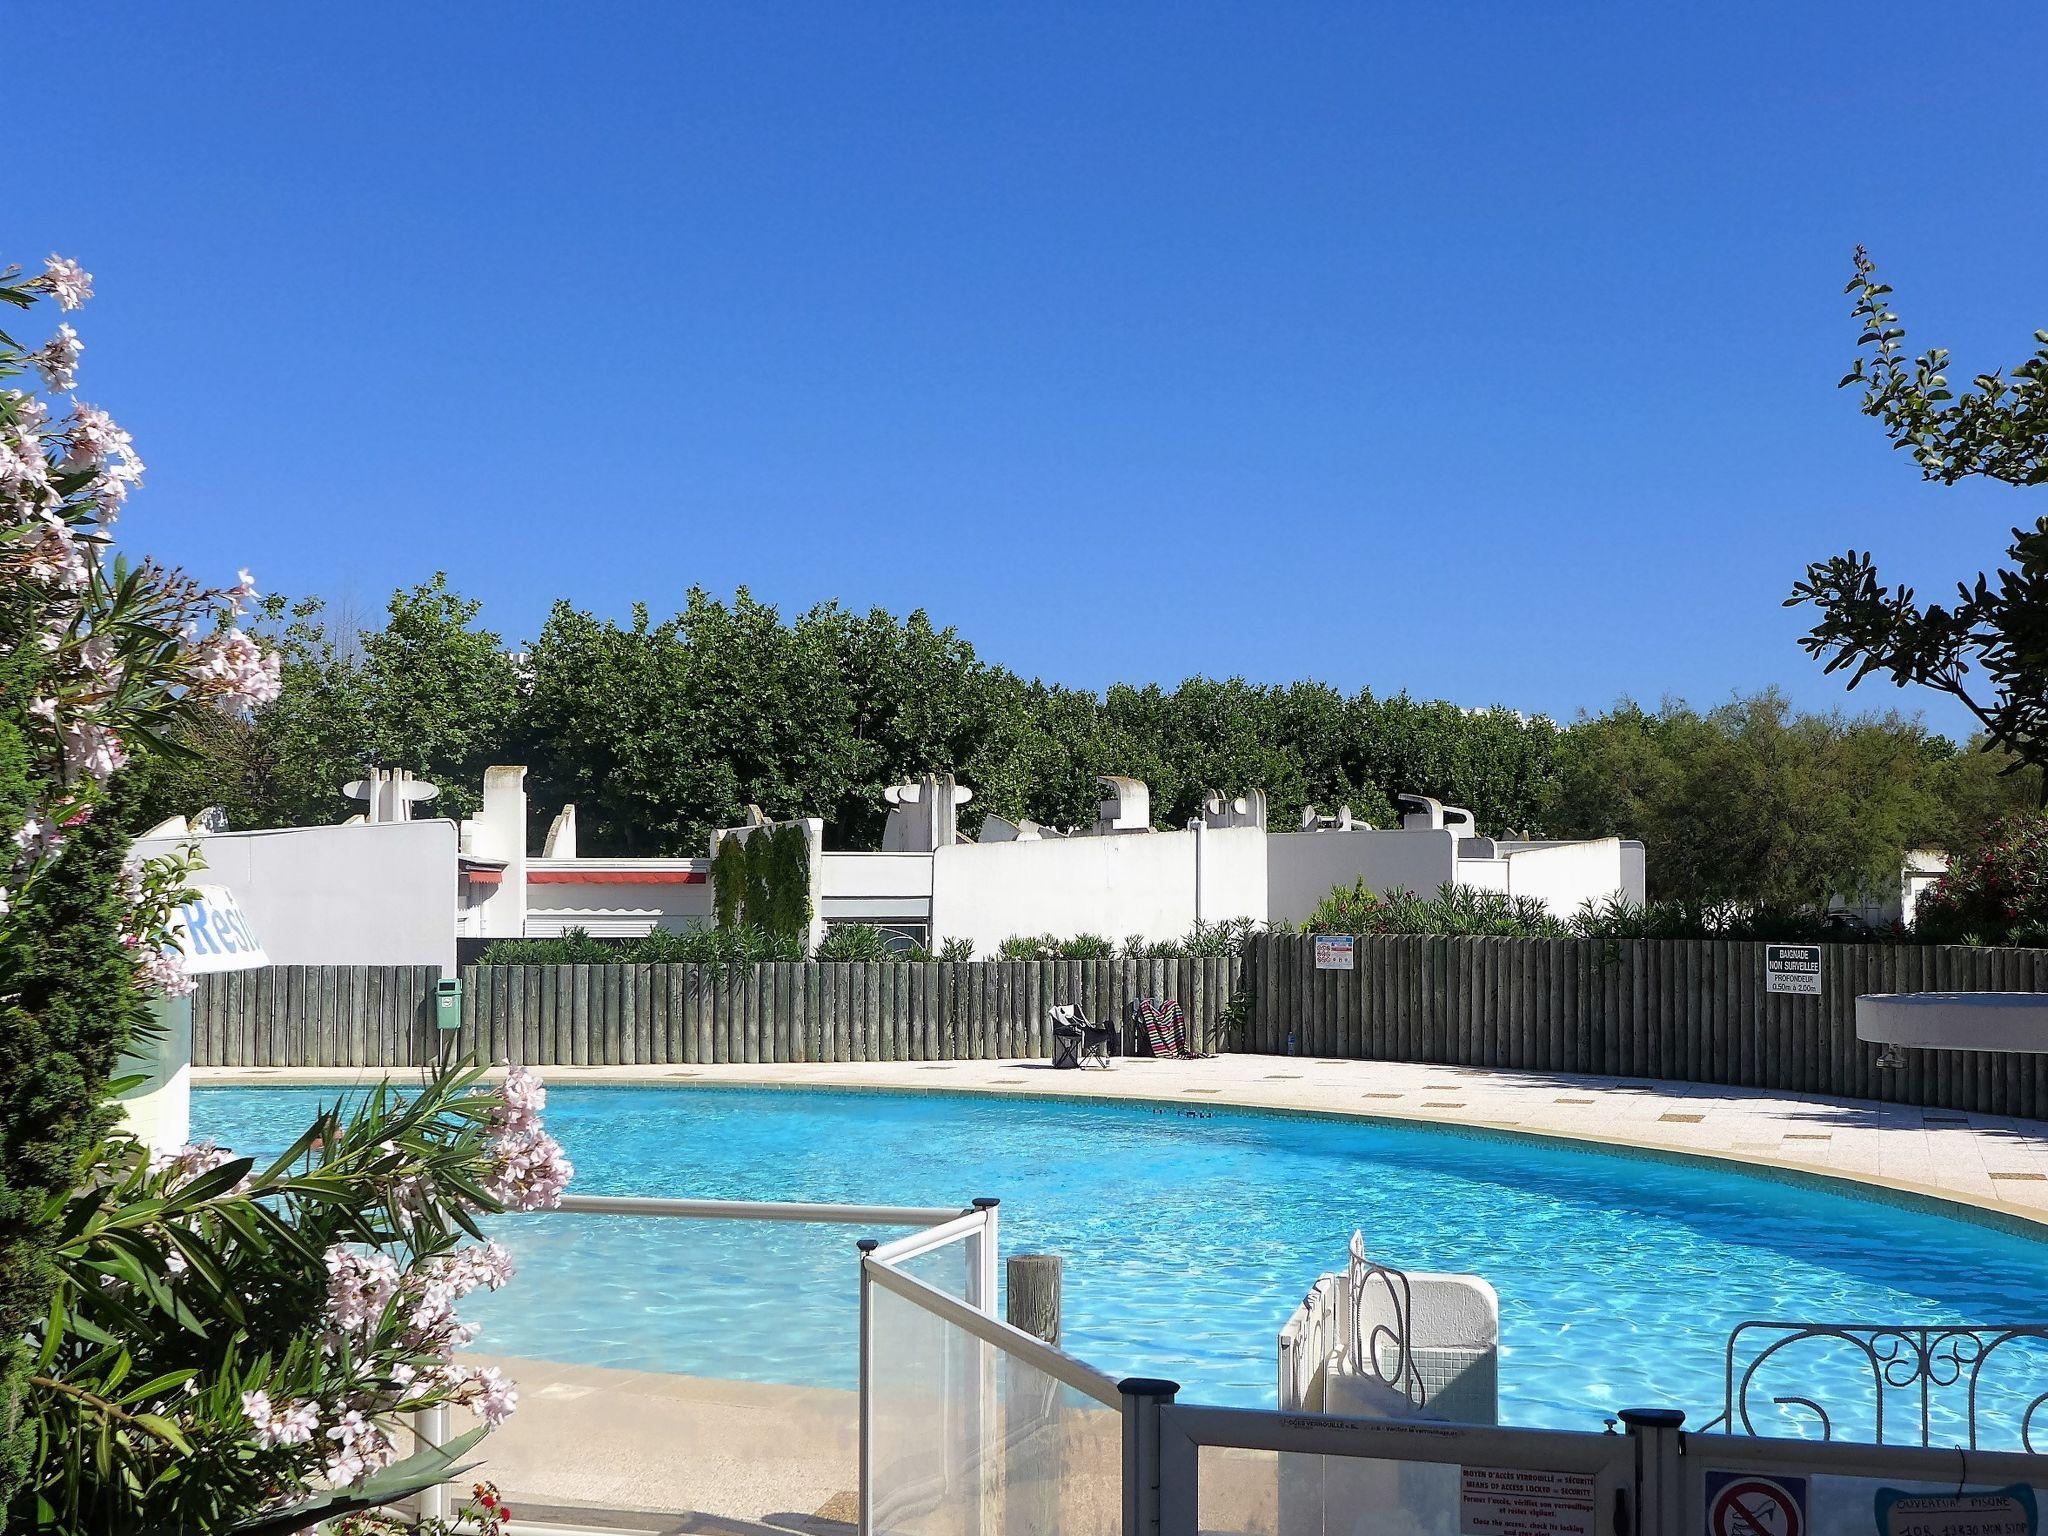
left=1706, top=1471, right=1808, bottom=1536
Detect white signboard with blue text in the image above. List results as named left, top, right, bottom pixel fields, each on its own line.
left=168, top=884, right=268, bottom=974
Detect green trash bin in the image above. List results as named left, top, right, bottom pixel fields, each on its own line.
left=435, top=977, right=462, bottom=1031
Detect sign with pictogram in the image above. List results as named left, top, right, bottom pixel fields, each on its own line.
left=1705, top=1471, right=1808, bottom=1536
left=1314, top=934, right=1355, bottom=971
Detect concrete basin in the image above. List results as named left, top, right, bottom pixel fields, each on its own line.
left=1857, top=991, right=2048, bottom=1054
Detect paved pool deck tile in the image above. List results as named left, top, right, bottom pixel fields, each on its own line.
left=198, top=1055, right=2048, bottom=1233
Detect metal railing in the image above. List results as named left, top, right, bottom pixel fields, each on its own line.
left=412, top=1190, right=976, bottom=1526
left=409, top=1192, right=2048, bottom=1536
left=1700, top=1320, right=2048, bottom=1449
left=858, top=1196, right=1129, bottom=1535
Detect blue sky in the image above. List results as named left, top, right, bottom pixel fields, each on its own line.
left=17, top=4, right=2047, bottom=736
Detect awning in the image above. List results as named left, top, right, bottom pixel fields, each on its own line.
left=528, top=870, right=706, bottom=885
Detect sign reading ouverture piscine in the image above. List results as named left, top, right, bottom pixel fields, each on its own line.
left=1764, top=943, right=1822, bottom=997
left=166, top=884, right=268, bottom=974
left=1875, top=1485, right=2036, bottom=1536
left=1314, top=934, right=1355, bottom=970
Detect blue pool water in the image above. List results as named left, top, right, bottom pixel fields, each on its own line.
left=194, top=1084, right=2048, bottom=1432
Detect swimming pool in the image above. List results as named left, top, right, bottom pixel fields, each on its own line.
left=194, top=1083, right=2048, bottom=1432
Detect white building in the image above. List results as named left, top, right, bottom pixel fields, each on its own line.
left=142, top=767, right=1644, bottom=966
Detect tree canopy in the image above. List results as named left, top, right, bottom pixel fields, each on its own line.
left=1788, top=248, right=2048, bottom=795
left=129, top=577, right=2040, bottom=915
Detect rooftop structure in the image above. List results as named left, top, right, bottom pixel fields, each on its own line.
left=140, top=767, right=1646, bottom=969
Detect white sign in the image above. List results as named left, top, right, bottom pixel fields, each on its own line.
left=1877, top=1486, right=2037, bottom=1536
left=167, top=884, right=268, bottom=974
left=1459, top=1466, right=1596, bottom=1536
left=1705, top=1471, right=1807, bottom=1536
left=1314, top=934, right=1355, bottom=971
left=1764, top=943, right=1822, bottom=997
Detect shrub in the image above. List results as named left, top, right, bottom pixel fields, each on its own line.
left=1304, top=881, right=1567, bottom=939
left=815, top=923, right=895, bottom=962
left=1565, top=894, right=1870, bottom=944
left=17, top=1060, right=571, bottom=1533
left=1915, top=818, right=2048, bottom=946
left=477, top=924, right=801, bottom=966
left=1, top=253, right=284, bottom=1514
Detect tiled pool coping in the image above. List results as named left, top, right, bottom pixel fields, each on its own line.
left=195, top=1056, right=2048, bottom=1236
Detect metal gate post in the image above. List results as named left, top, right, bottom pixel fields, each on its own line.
left=1120, top=1377, right=1179, bottom=1536
left=413, top=1403, right=450, bottom=1523
left=963, top=1199, right=1000, bottom=1536
left=858, top=1238, right=879, bottom=1536
left=1620, top=1409, right=1686, bottom=1536
left=968, top=1197, right=1001, bottom=1316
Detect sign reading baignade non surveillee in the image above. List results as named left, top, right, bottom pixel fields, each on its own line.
left=1314, top=934, right=1355, bottom=971
left=1764, top=943, right=1822, bottom=997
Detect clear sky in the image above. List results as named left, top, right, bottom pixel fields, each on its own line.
left=17, top=4, right=2047, bottom=736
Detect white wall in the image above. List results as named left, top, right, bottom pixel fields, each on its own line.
left=819, top=851, right=935, bottom=925
left=1265, top=829, right=1458, bottom=927
left=930, top=826, right=1264, bottom=955
left=137, top=820, right=459, bottom=973
left=1500, top=837, right=1632, bottom=916
left=523, top=862, right=714, bottom=937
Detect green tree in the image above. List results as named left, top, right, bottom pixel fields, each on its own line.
left=358, top=574, right=519, bottom=821
left=1547, top=692, right=1967, bottom=911
left=1789, top=249, right=2048, bottom=797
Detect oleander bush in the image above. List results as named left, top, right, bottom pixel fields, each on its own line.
left=16, top=1061, right=571, bottom=1535
left=813, top=922, right=897, bottom=961
left=1914, top=818, right=2048, bottom=947
left=1302, top=881, right=1566, bottom=939
left=476, top=924, right=801, bottom=966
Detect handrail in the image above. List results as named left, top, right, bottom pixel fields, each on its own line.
left=864, top=1255, right=1121, bottom=1407
left=1161, top=1402, right=1632, bottom=1469
left=864, top=1208, right=988, bottom=1266
left=552, top=1192, right=965, bottom=1226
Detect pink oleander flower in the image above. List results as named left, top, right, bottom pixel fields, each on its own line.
left=138, top=944, right=196, bottom=998
left=323, top=1246, right=403, bottom=1343
left=455, top=1365, right=518, bottom=1427
left=61, top=717, right=127, bottom=784
left=31, top=323, right=82, bottom=392
left=22, top=513, right=91, bottom=591
left=11, top=812, right=63, bottom=864
left=43, top=254, right=93, bottom=311
left=242, top=1383, right=320, bottom=1453
left=64, top=402, right=130, bottom=467
left=481, top=1067, right=574, bottom=1211
left=322, top=1409, right=395, bottom=1485
left=149, top=1138, right=234, bottom=1183
left=188, top=627, right=282, bottom=710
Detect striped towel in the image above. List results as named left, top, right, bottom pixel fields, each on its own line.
left=1136, top=997, right=1209, bottom=1059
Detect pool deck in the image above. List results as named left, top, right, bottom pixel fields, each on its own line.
left=198, top=1055, right=2048, bottom=1231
